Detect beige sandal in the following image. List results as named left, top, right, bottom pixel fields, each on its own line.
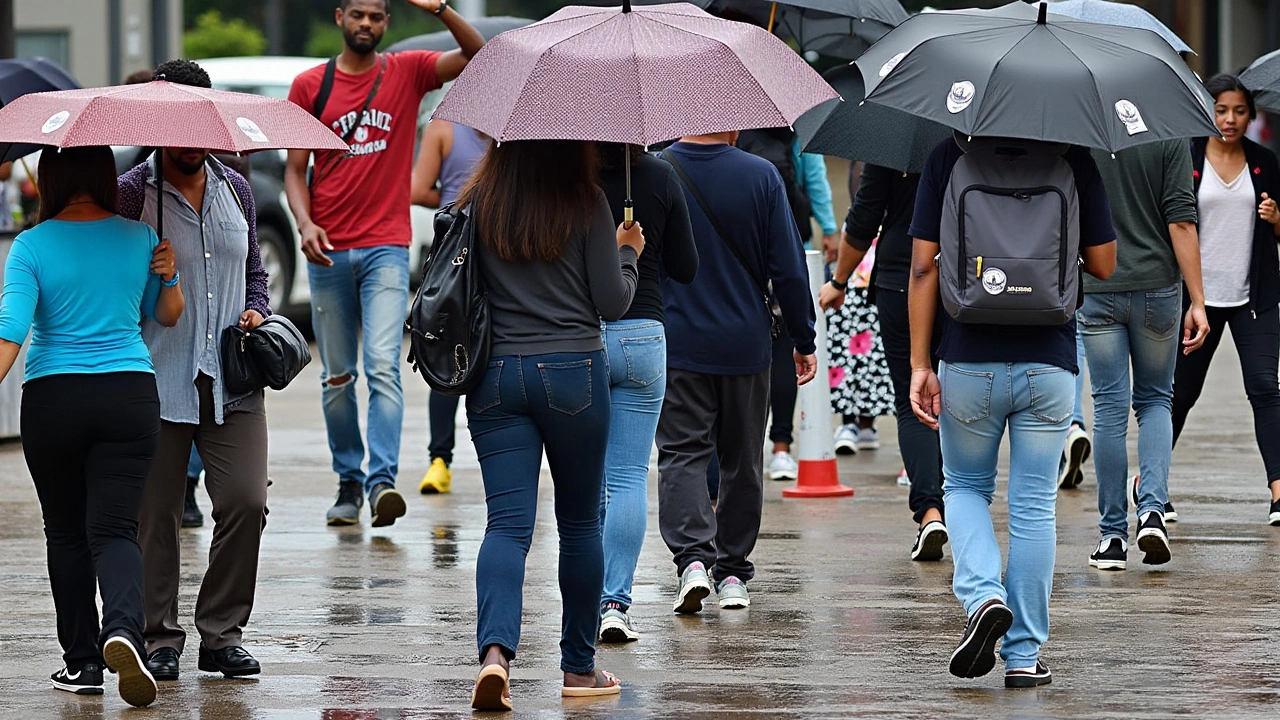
left=561, top=669, right=621, bottom=698
left=471, top=664, right=513, bottom=711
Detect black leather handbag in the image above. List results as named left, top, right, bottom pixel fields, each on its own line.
left=221, top=315, right=312, bottom=394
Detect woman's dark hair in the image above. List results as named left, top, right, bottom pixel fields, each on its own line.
left=36, top=146, right=119, bottom=223
left=458, top=140, right=600, bottom=263
left=1204, top=73, right=1256, bottom=120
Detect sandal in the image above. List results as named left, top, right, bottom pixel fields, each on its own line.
left=561, top=669, right=621, bottom=698
left=471, top=664, right=513, bottom=711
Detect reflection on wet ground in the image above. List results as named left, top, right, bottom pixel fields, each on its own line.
left=3, top=340, right=1280, bottom=718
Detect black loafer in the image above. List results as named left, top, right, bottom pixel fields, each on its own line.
left=145, top=647, right=180, bottom=681
left=197, top=645, right=261, bottom=678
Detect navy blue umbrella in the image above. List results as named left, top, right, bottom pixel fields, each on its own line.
left=0, top=58, right=81, bottom=164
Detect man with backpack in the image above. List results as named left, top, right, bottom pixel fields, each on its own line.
left=908, top=135, right=1116, bottom=688
left=285, top=0, right=483, bottom=527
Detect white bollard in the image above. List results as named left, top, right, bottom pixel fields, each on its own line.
left=784, top=251, right=854, bottom=498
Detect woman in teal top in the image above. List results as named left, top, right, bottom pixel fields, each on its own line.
left=0, top=146, right=183, bottom=708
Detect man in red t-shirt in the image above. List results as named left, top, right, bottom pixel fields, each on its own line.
left=285, top=0, right=484, bottom=528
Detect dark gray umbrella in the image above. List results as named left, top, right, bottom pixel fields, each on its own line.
left=795, top=63, right=950, bottom=173
left=386, top=16, right=533, bottom=52
left=858, top=1, right=1217, bottom=152
left=698, top=0, right=907, bottom=60
left=1241, top=48, right=1280, bottom=114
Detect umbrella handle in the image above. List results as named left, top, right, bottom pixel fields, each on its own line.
left=767, top=2, right=777, bottom=33
left=624, top=149, right=634, bottom=228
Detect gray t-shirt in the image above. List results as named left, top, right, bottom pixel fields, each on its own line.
left=478, top=189, right=638, bottom=356
left=1086, top=140, right=1198, bottom=293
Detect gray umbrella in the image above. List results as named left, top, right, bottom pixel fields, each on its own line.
left=795, top=63, right=950, bottom=172
left=1047, top=0, right=1193, bottom=54
left=858, top=1, right=1217, bottom=152
left=386, top=16, right=533, bottom=52
left=1241, top=48, right=1280, bottom=114
left=698, top=0, right=907, bottom=60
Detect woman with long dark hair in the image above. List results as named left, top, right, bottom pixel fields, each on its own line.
left=0, top=146, right=184, bottom=707
left=1172, top=74, right=1280, bottom=524
left=462, top=140, right=643, bottom=711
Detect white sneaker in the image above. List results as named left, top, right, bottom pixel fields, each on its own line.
left=857, top=427, right=880, bottom=451
left=833, top=425, right=858, bottom=455
left=768, top=451, right=798, bottom=480
left=897, top=468, right=911, bottom=487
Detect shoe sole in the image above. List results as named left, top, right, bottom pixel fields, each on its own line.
left=103, top=638, right=157, bottom=708
left=419, top=485, right=450, bottom=495
left=834, top=442, right=857, bottom=456
left=769, top=470, right=797, bottom=481
left=673, top=582, right=711, bottom=614
left=1005, top=673, right=1052, bottom=688
left=1089, top=558, right=1126, bottom=571
left=949, top=603, right=1013, bottom=679
left=1060, top=435, right=1090, bottom=490
left=371, top=490, right=407, bottom=528
left=198, top=658, right=261, bottom=678
left=1270, top=512, right=1280, bottom=526
left=719, top=595, right=750, bottom=609
left=51, top=680, right=104, bottom=695
left=912, top=528, right=948, bottom=562
left=471, top=664, right=513, bottom=711
left=1165, top=511, right=1178, bottom=523
left=599, top=621, right=640, bottom=643
left=1137, top=529, right=1172, bottom=565
left=857, top=441, right=880, bottom=451
left=326, top=515, right=360, bottom=527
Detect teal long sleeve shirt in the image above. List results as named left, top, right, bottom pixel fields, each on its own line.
left=792, top=139, right=838, bottom=236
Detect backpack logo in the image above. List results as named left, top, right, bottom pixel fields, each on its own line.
left=982, top=267, right=1007, bottom=295
left=1115, top=100, right=1148, bottom=136
left=947, top=81, right=976, bottom=114
left=879, top=52, right=906, bottom=78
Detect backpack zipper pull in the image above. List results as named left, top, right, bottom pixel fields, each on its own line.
left=976, top=256, right=983, bottom=278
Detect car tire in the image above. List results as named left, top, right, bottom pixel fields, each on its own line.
left=256, top=223, right=293, bottom=313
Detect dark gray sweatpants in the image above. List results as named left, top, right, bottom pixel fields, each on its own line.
left=657, top=367, right=770, bottom=583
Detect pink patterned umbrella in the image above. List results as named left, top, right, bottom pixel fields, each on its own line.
left=433, top=2, right=838, bottom=147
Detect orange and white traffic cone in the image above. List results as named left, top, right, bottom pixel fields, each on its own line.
left=784, top=250, right=854, bottom=499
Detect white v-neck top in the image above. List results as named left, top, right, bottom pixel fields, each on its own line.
left=1198, top=163, right=1256, bottom=307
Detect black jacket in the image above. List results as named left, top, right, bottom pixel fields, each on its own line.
left=1190, top=136, right=1280, bottom=313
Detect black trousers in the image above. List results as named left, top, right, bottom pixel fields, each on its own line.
left=875, top=288, right=946, bottom=523
left=769, top=327, right=798, bottom=445
left=428, top=391, right=459, bottom=464
left=21, top=372, right=159, bottom=670
left=1172, top=303, right=1280, bottom=483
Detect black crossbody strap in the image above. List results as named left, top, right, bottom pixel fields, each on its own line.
left=662, top=149, right=769, bottom=299
left=312, top=57, right=338, bottom=121
left=311, top=54, right=388, bottom=188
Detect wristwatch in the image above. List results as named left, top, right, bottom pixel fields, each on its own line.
left=829, top=277, right=849, bottom=292
left=432, top=0, right=448, bottom=15
left=162, top=270, right=181, bottom=288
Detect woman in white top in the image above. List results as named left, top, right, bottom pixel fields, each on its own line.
left=1172, top=74, right=1280, bottom=526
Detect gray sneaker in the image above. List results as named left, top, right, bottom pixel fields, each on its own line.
left=768, top=451, right=799, bottom=481
left=717, top=576, right=750, bottom=609
left=673, top=561, right=713, bottom=614
left=599, top=607, right=640, bottom=643
left=369, top=482, right=407, bottom=528
left=326, top=481, right=363, bottom=526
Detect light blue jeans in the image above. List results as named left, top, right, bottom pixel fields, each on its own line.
left=600, top=319, right=667, bottom=609
left=1073, top=327, right=1087, bottom=428
left=1079, top=286, right=1180, bottom=539
left=939, top=361, right=1073, bottom=668
left=308, top=246, right=410, bottom=492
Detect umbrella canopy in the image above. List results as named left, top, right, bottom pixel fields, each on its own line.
left=432, top=2, right=837, bottom=146
left=1047, top=0, right=1192, bottom=54
left=1241, top=48, right=1280, bottom=114
left=0, top=57, right=81, bottom=163
left=795, top=63, right=950, bottom=173
left=386, top=16, right=534, bottom=52
left=697, top=0, right=907, bottom=60
left=0, top=80, right=348, bottom=153
left=858, top=1, right=1217, bottom=152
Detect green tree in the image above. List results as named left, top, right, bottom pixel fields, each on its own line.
left=183, top=10, right=268, bottom=59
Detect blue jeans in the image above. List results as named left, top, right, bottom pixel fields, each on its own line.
left=308, top=246, right=410, bottom=492
left=186, top=443, right=203, bottom=480
left=1073, top=327, right=1087, bottom=428
left=939, top=361, right=1073, bottom=668
left=1080, top=286, right=1179, bottom=538
left=468, top=351, right=609, bottom=675
left=600, top=320, right=667, bottom=609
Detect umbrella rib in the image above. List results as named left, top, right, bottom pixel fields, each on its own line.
left=1036, top=28, right=1111, bottom=148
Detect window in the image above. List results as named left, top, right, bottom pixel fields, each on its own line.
left=16, top=31, right=71, bottom=71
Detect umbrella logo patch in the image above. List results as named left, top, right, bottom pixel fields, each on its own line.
left=1115, top=100, right=1148, bottom=136
left=879, top=52, right=906, bottom=78
left=982, top=267, right=1007, bottom=295
left=41, top=111, right=70, bottom=134
left=947, top=82, right=975, bottom=114
left=236, top=117, right=269, bottom=143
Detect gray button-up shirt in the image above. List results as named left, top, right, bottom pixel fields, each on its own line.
left=140, top=158, right=253, bottom=425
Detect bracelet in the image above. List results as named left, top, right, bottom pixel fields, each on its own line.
left=829, top=277, right=849, bottom=292
left=162, top=270, right=180, bottom=288
left=432, top=0, right=448, bottom=15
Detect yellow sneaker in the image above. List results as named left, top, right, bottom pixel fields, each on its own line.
left=420, top=458, right=452, bottom=494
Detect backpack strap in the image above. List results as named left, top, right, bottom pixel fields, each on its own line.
left=312, top=57, right=338, bottom=121
left=224, top=174, right=249, bottom=225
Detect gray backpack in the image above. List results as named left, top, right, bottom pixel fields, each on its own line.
left=939, top=136, right=1080, bottom=326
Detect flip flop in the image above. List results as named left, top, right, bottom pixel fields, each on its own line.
left=470, top=664, right=513, bottom=712
left=561, top=669, right=621, bottom=698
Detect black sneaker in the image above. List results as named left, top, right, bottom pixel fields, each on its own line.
left=1089, top=537, right=1127, bottom=571
left=369, top=482, right=407, bottom=528
left=911, top=520, right=948, bottom=562
left=1136, top=512, right=1171, bottom=565
left=1270, top=499, right=1280, bottom=526
left=1164, top=501, right=1178, bottom=523
left=50, top=664, right=104, bottom=695
left=182, top=476, right=204, bottom=528
left=102, top=636, right=157, bottom=708
left=1005, top=660, right=1052, bottom=688
left=949, top=598, right=1013, bottom=679
left=326, top=481, right=364, bottom=526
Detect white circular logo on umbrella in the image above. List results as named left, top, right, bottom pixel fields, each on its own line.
left=947, top=81, right=976, bottom=114
left=879, top=52, right=907, bottom=78
left=41, top=111, right=71, bottom=134
left=1115, top=100, right=1148, bottom=136
left=236, top=117, right=269, bottom=143
left=982, top=267, right=1007, bottom=295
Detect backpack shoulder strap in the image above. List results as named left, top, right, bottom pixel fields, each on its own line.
left=312, top=57, right=338, bottom=121
left=224, top=174, right=249, bottom=225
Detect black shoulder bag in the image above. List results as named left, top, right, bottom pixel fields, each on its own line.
left=308, top=54, right=387, bottom=188
left=663, top=148, right=783, bottom=339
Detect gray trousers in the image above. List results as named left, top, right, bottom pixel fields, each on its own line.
left=139, top=374, right=268, bottom=653
left=657, top=367, right=770, bottom=583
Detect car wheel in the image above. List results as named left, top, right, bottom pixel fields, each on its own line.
left=257, top=224, right=293, bottom=313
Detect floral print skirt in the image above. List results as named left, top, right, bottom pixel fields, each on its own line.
left=826, top=287, right=895, bottom=419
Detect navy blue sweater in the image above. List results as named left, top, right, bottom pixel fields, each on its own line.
left=662, top=141, right=817, bottom=375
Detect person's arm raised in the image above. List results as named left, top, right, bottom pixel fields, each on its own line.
left=411, top=0, right=486, bottom=83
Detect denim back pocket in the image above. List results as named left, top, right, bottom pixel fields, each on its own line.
left=537, top=359, right=593, bottom=415
left=942, top=364, right=993, bottom=424
left=619, top=335, right=665, bottom=387
left=1026, top=366, right=1073, bottom=424
left=1144, top=287, right=1181, bottom=338
left=465, top=360, right=504, bottom=415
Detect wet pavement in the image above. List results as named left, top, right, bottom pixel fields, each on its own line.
left=2, top=338, right=1280, bottom=719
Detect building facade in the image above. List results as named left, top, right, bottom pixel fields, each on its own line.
left=15, top=0, right=182, bottom=88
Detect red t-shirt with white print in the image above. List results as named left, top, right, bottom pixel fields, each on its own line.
left=288, top=51, right=442, bottom=250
